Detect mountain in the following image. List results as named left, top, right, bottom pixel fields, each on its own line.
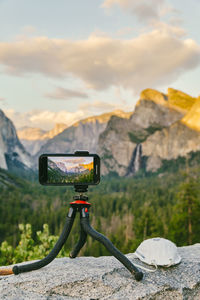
left=98, top=88, right=200, bottom=176
left=17, top=123, right=67, bottom=155
left=3, top=87, right=200, bottom=177
left=17, top=127, right=47, bottom=140
left=48, top=159, right=67, bottom=175
left=181, top=96, right=200, bottom=131
left=0, top=109, right=32, bottom=171
left=55, top=161, right=68, bottom=173
left=34, top=110, right=132, bottom=161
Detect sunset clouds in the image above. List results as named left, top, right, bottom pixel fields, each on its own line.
left=101, top=0, right=174, bottom=22
left=5, top=109, right=86, bottom=130
left=0, top=25, right=199, bottom=94
left=0, top=0, right=199, bottom=131
left=45, top=87, right=88, bottom=100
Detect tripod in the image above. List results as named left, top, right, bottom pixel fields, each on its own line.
left=0, top=187, right=143, bottom=281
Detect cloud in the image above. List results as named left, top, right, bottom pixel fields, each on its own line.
left=0, top=25, right=200, bottom=94
left=62, top=158, right=85, bottom=164
left=116, top=27, right=134, bottom=37
left=79, top=99, right=132, bottom=113
left=45, top=86, right=88, bottom=100
left=150, top=21, right=186, bottom=37
left=79, top=100, right=117, bottom=112
left=101, top=0, right=174, bottom=22
left=4, top=109, right=88, bottom=131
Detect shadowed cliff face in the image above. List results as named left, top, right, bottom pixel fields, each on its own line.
left=98, top=88, right=200, bottom=176
left=0, top=109, right=32, bottom=170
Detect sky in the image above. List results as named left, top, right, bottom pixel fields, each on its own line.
left=0, top=0, right=200, bottom=130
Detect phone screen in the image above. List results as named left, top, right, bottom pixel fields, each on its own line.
left=39, top=154, right=100, bottom=185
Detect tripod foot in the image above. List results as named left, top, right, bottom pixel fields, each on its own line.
left=134, top=271, right=143, bottom=281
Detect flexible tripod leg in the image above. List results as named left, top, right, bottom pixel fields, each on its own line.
left=69, top=224, right=87, bottom=258
left=80, top=208, right=143, bottom=281
left=12, top=207, right=76, bottom=275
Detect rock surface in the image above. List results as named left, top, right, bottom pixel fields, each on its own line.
left=182, top=97, right=200, bottom=131
left=1, top=244, right=200, bottom=299
left=0, top=109, right=32, bottom=170
left=98, top=89, right=184, bottom=176
left=142, top=121, right=200, bottom=171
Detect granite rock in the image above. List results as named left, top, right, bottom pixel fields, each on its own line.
left=1, top=244, right=200, bottom=299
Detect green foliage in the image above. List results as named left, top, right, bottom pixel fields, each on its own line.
left=0, top=241, right=14, bottom=265
left=0, top=165, right=200, bottom=266
left=0, top=223, right=69, bottom=266
left=145, top=124, right=163, bottom=135
left=128, top=125, right=163, bottom=144
left=128, top=131, right=147, bottom=143
left=169, top=178, right=200, bottom=246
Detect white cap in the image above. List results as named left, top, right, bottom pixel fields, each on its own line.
left=134, top=237, right=181, bottom=266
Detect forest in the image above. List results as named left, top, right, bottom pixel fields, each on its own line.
left=0, top=161, right=200, bottom=266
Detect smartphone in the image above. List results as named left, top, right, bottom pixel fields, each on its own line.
left=39, top=153, right=100, bottom=186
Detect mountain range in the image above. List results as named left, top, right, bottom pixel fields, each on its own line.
left=1, top=87, right=200, bottom=176
left=17, top=123, right=68, bottom=155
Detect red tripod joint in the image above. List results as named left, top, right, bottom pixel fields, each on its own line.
left=70, top=200, right=91, bottom=206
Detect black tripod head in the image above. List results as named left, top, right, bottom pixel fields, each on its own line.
left=74, top=184, right=88, bottom=193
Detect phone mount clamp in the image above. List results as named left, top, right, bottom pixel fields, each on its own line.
left=0, top=152, right=143, bottom=281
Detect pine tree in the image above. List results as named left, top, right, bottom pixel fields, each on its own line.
left=169, top=177, right=200, bottom=245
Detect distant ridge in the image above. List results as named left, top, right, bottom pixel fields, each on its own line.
left=17, top=123, right=68, bottom=155
left=17, top=123, right=67, bottom=141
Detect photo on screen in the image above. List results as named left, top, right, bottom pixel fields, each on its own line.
left=47, top=156, right=94, bottom=184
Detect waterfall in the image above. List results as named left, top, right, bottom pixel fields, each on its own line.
left=126, top=144, right=142, bottom=176
left=134, top=144, right=142, bottom=172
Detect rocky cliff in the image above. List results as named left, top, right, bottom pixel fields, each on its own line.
left=0, top=109, right=32, bottom=171
left=1, top=244, right=200, bottom=299
left=34, top=110, right=131, bottom=161
left=98, top=88, right=200, bottom=175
